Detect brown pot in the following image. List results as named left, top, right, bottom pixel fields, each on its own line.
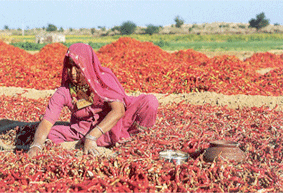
left=204, top=140, right=246, bottom=162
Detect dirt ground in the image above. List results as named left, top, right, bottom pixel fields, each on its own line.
left=2, top=51, right=283, bottom=111
left=1, top=86, right=283, bottom=111
left=203, top=50, right=283, bottom=61
left=28, top=50, right=283, bottom=60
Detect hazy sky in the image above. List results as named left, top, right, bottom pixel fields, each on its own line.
left=1, top=0, right=282, bottom=30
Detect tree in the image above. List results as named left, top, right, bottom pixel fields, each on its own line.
left=91, top=28, right=96, bottom=35
left=4, top=25, right=9, bottom=30
left=145, top=24, right=160, bottom=35
left=111, top=26, right=120, bottom=32
left=249, top=12, right=270, bottom=30
left=46, top=24, right=57, bottom=32
left=119, top=21, right=137, bottom=35
left=98, top=26, right=106, bottom=31
left=58, top=27, right=64, bottom=32
left=174, top=16, right=184, bottom=28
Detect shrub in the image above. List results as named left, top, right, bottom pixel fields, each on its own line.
left=153, top=39, right=169, bottom=48
left=219, top=24, right=229, bottom=28
left=238, top=24, right=246, bottom=29
left=145, top=24, right=160, bottom=35
left=91, top=28, right=96, bottom=35
left=174, top=16, right=184, bottom=28
left=119, top=21, right=137, bottom=35
left=192, top=24, right=198, bottom=29
left=46, top=24, right=57, bottom=32
left=11, top=42, right=46, bottom=51
left=249, top=12, right=270, bottom=30
left=88, top=42, right=108, bottom=49
left=111, top=26, right=120, bottom=32
left=98, top=26, right=106, bottom=31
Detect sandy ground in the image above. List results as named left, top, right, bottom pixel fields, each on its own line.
left=28, top=50, right=283, bottom=61
left=1, top=86, right=283, bottom=111
left=203, top=50, right=283, bottom=61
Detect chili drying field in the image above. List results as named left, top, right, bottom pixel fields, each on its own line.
left=0, top=37, right=283, bottom=192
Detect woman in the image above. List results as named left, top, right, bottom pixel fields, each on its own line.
left=28, top=43, right=158, bottom=158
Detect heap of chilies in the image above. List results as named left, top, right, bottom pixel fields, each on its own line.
left=0, top=95, right=282, bottom=192
left=1, top=38, right=283, bottom=95
left=1, top=38, right=283, bottom=191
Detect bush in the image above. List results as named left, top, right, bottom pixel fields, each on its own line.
left=98, top=26, right=106, bottom=31
left=111, top=26, right=120, bottom=32
left=238, top=24, right=246, bottom=29
left=62, top=42, right=107, bottom=50
left=91, top=28, right=96, bottom=35
left=46, top=24, right=57, bottom=32
left=174, top=16, right=184, bottom=28
left=88, top=42, right=108, bottom=49
left=145, top=24, right=160, bottom=35
left=219, top=24, right=229, bottom=28
left=153, top=39, right=169, bottom=48
left=249, top=12, right=270, bottom=30
left=11, top=42, right=47, bottom=51
left=119, top=21, right=137, bottom=35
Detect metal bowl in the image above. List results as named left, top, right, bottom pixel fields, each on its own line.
left=159, top=150, right=189, bottom=165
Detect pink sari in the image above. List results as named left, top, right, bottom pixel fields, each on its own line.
left=45, top=43, right=159, bottom=146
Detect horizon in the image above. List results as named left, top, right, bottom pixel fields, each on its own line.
left=1, top=0, right=282, bottom=30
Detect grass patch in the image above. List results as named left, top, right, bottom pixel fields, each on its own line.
left=158, top=40, right=283, bottom=52
left=6, top=34, right=283, bottom=52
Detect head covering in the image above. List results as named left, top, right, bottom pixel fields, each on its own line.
left=61, top=43, right=128, bottom=106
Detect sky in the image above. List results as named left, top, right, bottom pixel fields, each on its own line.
left=0, top=0, right=282, bottom=30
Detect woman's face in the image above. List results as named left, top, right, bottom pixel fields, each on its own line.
left=66, top=58, right=80, bottom=84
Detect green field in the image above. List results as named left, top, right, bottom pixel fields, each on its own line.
left=161, top=40, right=283, bottom=52
left=7, top=33, right=283, bottom=52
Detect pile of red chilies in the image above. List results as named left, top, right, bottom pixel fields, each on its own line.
left=0, top=95, right=282, bottom=192
left=1, top=38, right=283, bottom=95
left=1, top=38, right=283, bottom=191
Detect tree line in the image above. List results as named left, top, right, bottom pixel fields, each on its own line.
left=3, top=13, right=275, bottom=35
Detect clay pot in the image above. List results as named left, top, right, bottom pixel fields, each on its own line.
left=204, top=140, right=246, bottom=162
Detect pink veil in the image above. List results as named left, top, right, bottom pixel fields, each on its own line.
left=61, top=43, right=128, bottom=106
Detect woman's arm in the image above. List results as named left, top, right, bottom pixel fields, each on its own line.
left=27, top=119, right=53, bottom=158
left=90, top=101, right=125, bottom=136
left=84, top=101, right=125, bottom=155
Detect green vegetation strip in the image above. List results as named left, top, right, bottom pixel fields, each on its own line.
left=8, top=33, right=283, bottom=52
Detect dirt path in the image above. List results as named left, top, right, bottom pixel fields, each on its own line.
left=204, top=50, right=283, bottom=60
left=28, top=50, right=283, bottom=61
left=1, top=86, right=283, bottom=111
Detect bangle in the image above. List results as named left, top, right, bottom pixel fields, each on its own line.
left=85, top=134, right=98, bottom=141
left=30, top=144, right=42, bottom=150
left=96, top=125, right=104, bottom=134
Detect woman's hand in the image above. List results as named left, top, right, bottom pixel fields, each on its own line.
left=84, top=138, right=100, bottom=157
left=27, top=119, right=53, bottom=158
left=83, top=101, right=125, bottom=157
left=27, top=146, right=41, bottom=158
